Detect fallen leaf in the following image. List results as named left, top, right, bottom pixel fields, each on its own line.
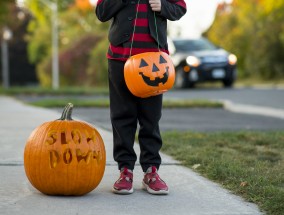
left=192, top=164, right=201, bottom=169
left=240, top=181, right=248, bottom=187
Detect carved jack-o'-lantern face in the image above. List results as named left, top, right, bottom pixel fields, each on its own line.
left=124, top=52, right=175, bottom=98
left=24, top=104, right=106, bottom=196
left=139, top=55, right=169, bottom=87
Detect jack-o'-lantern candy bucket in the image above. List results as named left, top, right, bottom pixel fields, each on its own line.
left=124, top=52, right=175, bottom=98
left=24, top=103, right=106, bottom=196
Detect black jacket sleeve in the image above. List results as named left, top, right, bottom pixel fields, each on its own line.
left=95, top=0, right=129, bottom=22
left=158, top=0, right=187, bottom=21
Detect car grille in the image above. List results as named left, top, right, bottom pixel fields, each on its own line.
left=201, top=62, right=228, bottom=70
left=201, top=56, right=228, bottom=63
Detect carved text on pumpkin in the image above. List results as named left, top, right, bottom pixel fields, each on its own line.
left=45, top=130, right=102, bottom=169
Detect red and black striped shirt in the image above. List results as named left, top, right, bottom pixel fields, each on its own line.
left=107, top=0, right=168, bottom=61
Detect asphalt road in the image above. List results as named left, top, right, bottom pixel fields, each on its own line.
left=17, top=87, right=284, bottom=110
left=54, top=87, right=284, bottom=132
left=57, top=106, right=284, bottom=132
left=18, top=87, right=284, bottom=132
left=165, top=87, right=284, bottom=110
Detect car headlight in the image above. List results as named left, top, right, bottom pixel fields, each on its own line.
left=228, top=54, right=237, bottom=65
left=186, top=56, right=201, bottom=67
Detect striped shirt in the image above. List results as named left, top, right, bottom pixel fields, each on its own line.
left=107, top=0, right=168, bottom=61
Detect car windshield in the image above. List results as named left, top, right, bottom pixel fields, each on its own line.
left=173, top=39, right=218, bottom=52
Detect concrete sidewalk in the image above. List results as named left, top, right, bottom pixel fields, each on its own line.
left=0, top=96, right=262, bottom=215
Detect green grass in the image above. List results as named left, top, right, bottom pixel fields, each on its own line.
left=0, top=86, right=109, bottom=95
left=27, top=98, right=223, bottom=108
left=29, top=98, right=111, bottom=108
left=161, top=131, right=284, bottom=215
left=163, top=99, right=222, bottom=108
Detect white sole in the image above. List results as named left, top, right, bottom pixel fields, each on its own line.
left=142, top=181, right=169, bottom=195
left=112, top=187, right=134, bottom=195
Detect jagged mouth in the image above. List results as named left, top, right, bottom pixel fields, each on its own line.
left=139, top=67, right=169, bottom=87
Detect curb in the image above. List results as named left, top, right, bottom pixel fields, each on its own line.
left=223, top=100, right=284, bottom=119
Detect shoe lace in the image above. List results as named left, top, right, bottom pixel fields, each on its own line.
left=118, top=168, right=133, bottom=183
left=146, top=172, right=165, bottom=185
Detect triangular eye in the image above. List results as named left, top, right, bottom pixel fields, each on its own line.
left=152, top=63, right=159, bottom=72
left=139, top=59, right=149, bottom=68
left=159, top=55, right=167, bottom=64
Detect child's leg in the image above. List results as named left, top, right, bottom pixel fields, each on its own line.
left=108, top=59, right=138, bottom=171
left=137, top=94, right=163, bottom=172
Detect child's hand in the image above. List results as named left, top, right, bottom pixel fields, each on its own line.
left=149, top=0, right=161, bottom=12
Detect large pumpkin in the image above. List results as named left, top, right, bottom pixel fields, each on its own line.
left=124, top=52, right=175, bottom=98
left=24, top=103, right=106, bottom=196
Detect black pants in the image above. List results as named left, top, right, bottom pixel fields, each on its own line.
left=108, top=59, right=163, bottom=172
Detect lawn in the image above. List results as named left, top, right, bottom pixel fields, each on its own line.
left=0, top=86, right=109, bottom=95
left=0, top=86, right=223, bottom=108
left=27, top=98, right=223, bottom=108
left=161, top=131, right=284, bottom=215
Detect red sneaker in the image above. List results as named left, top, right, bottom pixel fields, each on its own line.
left=112, top=168, right=134, bottom=194
left=142, top=166, right=169, bottom=195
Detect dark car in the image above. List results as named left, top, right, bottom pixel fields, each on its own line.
left=168, top=37, right=237, bottom=88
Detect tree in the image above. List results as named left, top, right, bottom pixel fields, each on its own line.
left=75, top=0, right=93, bottom=11
left=0, top=0, right=11, bottom=26
left=247, top=0, right=284, bottom=79
left=87, top=36, right=109, bottom=86
left=0, top=0, right=18, bottom=30
left=0, top=1, right=38, bottom=86
left=24, top=0, right=109, bottom=87
left=205, top=0, right=284, bottom=80
left=24, top=0, right=75, bottom=64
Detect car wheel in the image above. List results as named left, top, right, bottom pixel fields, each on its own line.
left=222, top=78, right=234, bottom=88
left=174, top=67, right=189, bottom=89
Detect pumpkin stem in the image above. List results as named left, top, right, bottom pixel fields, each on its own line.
left=59, top=103, right=74, bottom=121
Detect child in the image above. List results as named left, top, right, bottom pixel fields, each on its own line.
left=96, top=0, right=186, bottom=195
